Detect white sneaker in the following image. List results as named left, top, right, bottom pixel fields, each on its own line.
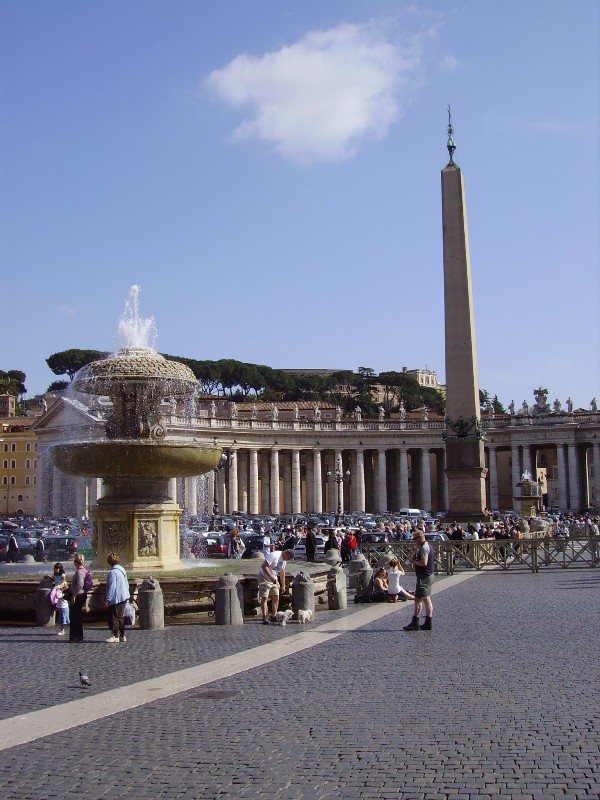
left=57, top=630, right=65, bottom=636
left=105, top=635, right=119, bottom=643
left=119, top=636, right=126, bottom=642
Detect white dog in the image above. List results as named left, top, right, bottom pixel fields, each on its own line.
left=297, top=609, right=313, bottom=624
left=273, top=609, right=294, bottom=626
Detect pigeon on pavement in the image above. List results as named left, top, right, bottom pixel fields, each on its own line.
left=79, top=671, right=91, bottom=688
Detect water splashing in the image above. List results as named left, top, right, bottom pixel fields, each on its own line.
left=117, top=285, right=157, bottom=350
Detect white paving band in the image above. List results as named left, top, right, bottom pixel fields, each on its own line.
left=0, top=571, right=478, bottom=752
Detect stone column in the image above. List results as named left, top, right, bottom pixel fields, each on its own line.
left=487, top=445, right=499, bottom=511
left=249, top=449, right=259, bottom=515
left=270, top=449, right=280, bottom=515
left=313, top=450, right=322, bottom=513
left=260, top=451, right=270, bottom=514
left=567, top=443, right=580, bottom=510
left=377, top=448, right=387, bottom=513
left=522, top=444, right=533, bottom=479
left=282, top=452, right=292, bottom=513
left=594, top=442, right=600, bottom=511
left=75, top=477, right=87, bottom=520
left=354, top=448, right=366, bottom=513
left=334, top=449, right=344, bottom=516
left=556, top=444, right=568, bottom=510
left=237, top=450, right=248, bottom=514
left=185, top=476, right=198, bottom=517
left=398, top=448, right=410, bottom=509
left=291, top=449, right=301, bottom=514
left=168, top=477, right=178, bottom=504
left=228, top=449, right=238, bottom=514
left=305, top=454, right=314, bottom=513
left=421, top=449, right=432, bottom=512
left=511, top=446, right=521, bottom=497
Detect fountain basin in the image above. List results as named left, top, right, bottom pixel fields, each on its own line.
left=52, top=441, right=221, bottom=479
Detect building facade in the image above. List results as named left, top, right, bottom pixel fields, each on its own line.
left=32, top=396, right=599, bottom=520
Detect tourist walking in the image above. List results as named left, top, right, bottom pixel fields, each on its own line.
left=69, top=554, right=90, bottom=643
left=105, top=552, right=130, bottom=643
left=403, top=529, right=435, bottom=631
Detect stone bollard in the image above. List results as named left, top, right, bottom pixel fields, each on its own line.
left=327, top=565, right=347, bottom=610
left=348, top=552, right=367, bottom=592
left=35, top=576, right=55, bottom=627
left=324, top=549, right=342, bottom=568
left=354, top=559, right=373, bottom=602
left=215, top=574, right=244, bottom=626
left=291, top=571, right=315, bottom=618
left=374, top=547, right=394, bottom=570
left=138, top=577, right=165, bottom=630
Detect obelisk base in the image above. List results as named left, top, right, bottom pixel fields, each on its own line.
left=445, top=439, right=488, bottom=522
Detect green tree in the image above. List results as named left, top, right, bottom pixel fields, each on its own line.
left=0, top=370, right=26, bottom=396
left=46, top=349, right=108, bottom=381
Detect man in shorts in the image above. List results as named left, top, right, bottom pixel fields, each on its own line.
left=258, top=549, right=294, bottom=625
left=403, top=528, right=434, bottom=631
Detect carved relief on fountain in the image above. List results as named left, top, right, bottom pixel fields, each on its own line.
left=138, top=520, right=159, bottom=557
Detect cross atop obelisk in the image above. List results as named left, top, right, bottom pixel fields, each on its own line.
left=441, top=110, right=488, bottom=521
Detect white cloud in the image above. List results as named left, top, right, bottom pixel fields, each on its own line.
left=206, top=22, right=422, bottom=163
left=58, top=304, right=78, bottom=317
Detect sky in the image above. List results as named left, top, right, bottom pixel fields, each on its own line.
left=1, top=0, right=599, bottom=410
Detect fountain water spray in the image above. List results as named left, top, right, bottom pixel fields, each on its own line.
left=51, top=285, right=222, bottom=570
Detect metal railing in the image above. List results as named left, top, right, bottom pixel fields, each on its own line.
left=363, top=536, right=599, bottom=575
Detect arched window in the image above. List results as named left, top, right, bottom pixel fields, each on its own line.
left=25, top=477, right=30, bottom=485
left=10, top=476, right=15, bottom=485
left=25, top=459, right=30, bottom=469
left=11, top=460, right=16, bottom=469
left=11, top=443, right=16, bottom=452
left=2, top=444, right=7, bottom=452
left=33, top=459, right=37, bottom=468
left=33, top=476, right=37, bottom=485
left=17, top=495, right=23, bottom=502
left=26, top=443, right=31, bottom=452
left=2, top=460, right=7, bottom=469
left=2, top=477, right=6, bottom=485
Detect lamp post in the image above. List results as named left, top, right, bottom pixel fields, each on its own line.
left=211, top=439, right=228, bottom=530
left=327, top=456, right=351, bottom=525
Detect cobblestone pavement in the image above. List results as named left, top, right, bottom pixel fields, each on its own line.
left=0, top=568, right=597, bottom=799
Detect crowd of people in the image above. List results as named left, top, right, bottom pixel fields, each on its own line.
left=47, top=552, right=134, bottom=644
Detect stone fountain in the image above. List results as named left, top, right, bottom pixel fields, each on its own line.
left=51, top=286, right=221, bottom=570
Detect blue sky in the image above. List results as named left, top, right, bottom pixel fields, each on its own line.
left=2, top=1, right=598, bottom=410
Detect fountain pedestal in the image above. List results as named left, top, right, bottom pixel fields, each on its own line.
left=92, top=499, right=183, bottom=571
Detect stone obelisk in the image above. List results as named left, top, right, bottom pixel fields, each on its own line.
left=441, top=109, right=487, bottom=520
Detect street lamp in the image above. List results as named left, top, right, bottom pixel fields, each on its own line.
left=326, top=456, right=351, bottom=525
left=211, top=450, right=228, bottom=529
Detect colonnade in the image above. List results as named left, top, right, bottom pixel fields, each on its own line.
left=204, top=446, right=447, bottom=517
left=35, top=411, right=600, bottom=519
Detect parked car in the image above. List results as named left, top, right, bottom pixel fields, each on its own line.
left=0, top=534, right=37, bottom=562
left=205, top=535, right=229, bottom=558
left=44, top=535, right=93, bottom=561
left=240, top=534, right=266, bottom=559
left=293, top=535, right=326, bottom=561
left=359, top=531, right=389, bottom=545
left=425, top=532, right=449, bottom=542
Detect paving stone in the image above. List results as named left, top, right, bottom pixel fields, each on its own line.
left=0, top=569, right=598, bottom=799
